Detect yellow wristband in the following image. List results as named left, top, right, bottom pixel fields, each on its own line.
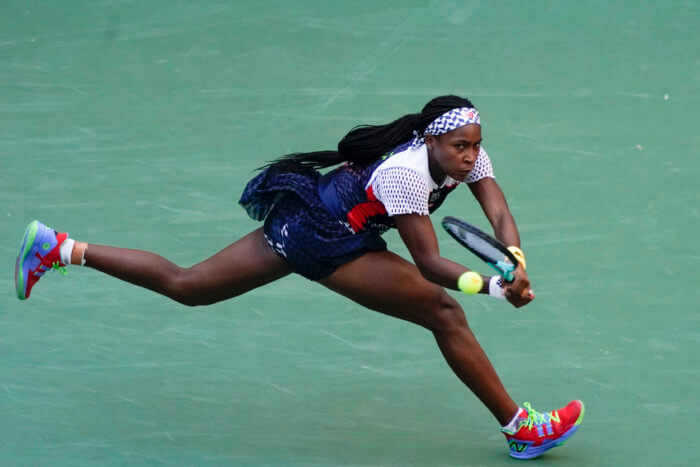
left=507, top=246, right=526, bottom=270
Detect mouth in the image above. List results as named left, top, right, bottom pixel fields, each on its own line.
left=453, top=171, right=470, bottom=181
left=458, top=168, right=473, bottom=178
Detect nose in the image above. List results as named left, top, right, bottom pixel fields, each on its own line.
left=465, top=148, right=478, bottom=164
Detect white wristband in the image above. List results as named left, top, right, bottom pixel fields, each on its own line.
left=489, top=276, right=506, bottom=299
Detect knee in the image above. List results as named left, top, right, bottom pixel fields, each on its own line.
left=167, top=268, right=209, bottom=307
left=423, top=292, right=469, bottom=333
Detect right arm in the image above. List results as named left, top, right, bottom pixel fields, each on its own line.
left=395, top=213, right=534, bottom=308
left=394, top=213, right=488, bottom=293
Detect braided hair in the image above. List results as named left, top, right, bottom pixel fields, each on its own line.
left=263, top=95, right=475, bottom=170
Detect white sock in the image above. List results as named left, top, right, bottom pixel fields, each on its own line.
left=59, top=238, right=75, bottom=265
left=502, top=407, right=525, bottom=432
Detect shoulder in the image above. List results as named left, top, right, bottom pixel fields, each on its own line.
left=364, top=146, right=434, bottom=216
left=368, top=144, right=432, bottom=188
left=466, top=146, right=495, bottom=184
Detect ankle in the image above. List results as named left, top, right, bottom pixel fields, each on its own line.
left=71, top=242, right=88, bottom=265
left=502, top=407, right=525, bottom=430
left=499, top=403, right=523, bottom=427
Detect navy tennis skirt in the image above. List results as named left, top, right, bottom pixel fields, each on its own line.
left=239, top=166, right=387, bottom=280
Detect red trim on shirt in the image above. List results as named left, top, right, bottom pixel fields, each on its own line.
left=347, top=186, right=387, bottom=232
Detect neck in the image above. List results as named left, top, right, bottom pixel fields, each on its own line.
left=427, top=151, right=446, bottom=185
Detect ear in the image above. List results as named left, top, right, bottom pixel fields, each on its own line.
left=424, top=134, right=435, bottom=150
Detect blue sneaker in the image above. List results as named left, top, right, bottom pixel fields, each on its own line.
left=15, top=220, right=68, bottom=300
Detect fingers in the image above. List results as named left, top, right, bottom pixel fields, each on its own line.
left=503, top=264, right=534, bottom=308
left=504, top=286, right=534, bottom=308
left=504, top=274, right=534, bottom=308
left=507, top=276, right=530, bottom=297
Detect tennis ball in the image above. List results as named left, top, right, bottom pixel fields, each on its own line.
left=458, top=271, right=483, bottom=295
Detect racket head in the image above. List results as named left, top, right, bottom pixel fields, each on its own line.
left=441, top=216, right=518, bottom=281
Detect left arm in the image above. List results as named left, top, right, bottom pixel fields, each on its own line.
left=468, top=177, right=533, bottom=307
left=468, top=177, right=520, bottom=247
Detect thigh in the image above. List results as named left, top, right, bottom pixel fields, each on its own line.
left=318, top=250, right=457, bottom=328
left=186, top=228, right=292, bottom=303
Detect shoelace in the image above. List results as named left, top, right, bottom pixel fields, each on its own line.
left=520, top=402, right=560, bottom=430
left=36, top=261, right=67, bottom=277
left=51, top=261, right=68, bottom=275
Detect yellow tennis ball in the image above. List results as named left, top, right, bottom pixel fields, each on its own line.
left=458, top=271, right=483, bottom=295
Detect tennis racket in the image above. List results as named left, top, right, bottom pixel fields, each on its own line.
left=441, top=216, right=518, bottom=282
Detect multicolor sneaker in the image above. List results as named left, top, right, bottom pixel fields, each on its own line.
left=15, top=220, right=68, bottom=300
left=502, top=400, right=585, bottom=460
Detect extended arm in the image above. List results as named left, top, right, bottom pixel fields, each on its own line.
left=394, top=214, right=488, bottom=293
left=469, top=177, right=533, bottom=307
left=468, top=177, right=520, bottom=247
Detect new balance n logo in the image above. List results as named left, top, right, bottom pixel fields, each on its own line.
left=509, top=441, right=528, bottom=453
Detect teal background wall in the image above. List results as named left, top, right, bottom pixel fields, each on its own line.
left=2, top=1, right=698, bottom=465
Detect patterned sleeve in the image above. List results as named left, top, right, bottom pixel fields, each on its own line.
left=466, top=147, right=495, bottom=184
left=371, top=167, right=430, bottom=216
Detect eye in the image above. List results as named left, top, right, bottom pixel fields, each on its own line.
left=454, top=143, right=465, bottom=150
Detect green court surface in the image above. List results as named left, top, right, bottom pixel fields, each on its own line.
left=1, top=1, right=698, bottom=465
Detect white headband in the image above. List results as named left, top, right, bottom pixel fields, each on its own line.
left=410, top=107, right=480, bottom=150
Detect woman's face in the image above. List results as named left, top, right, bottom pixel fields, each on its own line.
left=425, top=124, right=482, bottom=183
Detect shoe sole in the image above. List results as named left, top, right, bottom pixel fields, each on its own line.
left=508, top=401, right=586, bottom=460
left=15, top=220, right=39, bottom=300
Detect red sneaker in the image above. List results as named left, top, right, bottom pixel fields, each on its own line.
left=502, top=400, right=585, bottom=459
left=15, top=220, right=68, bottom=300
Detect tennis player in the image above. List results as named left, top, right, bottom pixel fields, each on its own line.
left=15, top=95, right=584, bottom=459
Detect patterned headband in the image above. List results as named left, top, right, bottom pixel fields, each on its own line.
left=409, top=107, right=481, bottom=150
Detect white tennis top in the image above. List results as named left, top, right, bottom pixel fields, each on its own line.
left=367, top=144, right=494, bottom=216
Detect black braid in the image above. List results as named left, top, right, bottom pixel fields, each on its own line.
left=262, top=95, right=475, bottom=170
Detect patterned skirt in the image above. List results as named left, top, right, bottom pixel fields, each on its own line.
left=239, top=166, right=387, bottom=280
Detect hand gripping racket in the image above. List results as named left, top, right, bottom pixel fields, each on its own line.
left=441, top=216, right=518, bottom=282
